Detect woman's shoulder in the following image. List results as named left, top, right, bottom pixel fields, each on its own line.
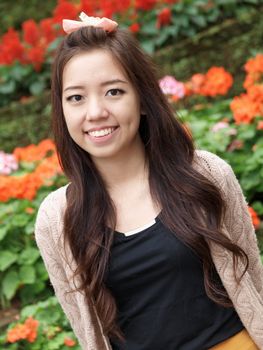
left=38, top=184, right=68, bottom=215
left=35, top=184, right=69, bottom=241
left=193, top=150, right=234, bottom=191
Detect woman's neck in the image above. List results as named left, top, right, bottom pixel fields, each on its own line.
left=92, top=139, right=148, bottom=189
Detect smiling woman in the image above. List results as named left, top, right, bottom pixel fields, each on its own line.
left=35, top=13, right=263, bottom=350
left=61, top=50, right=142, bottom=163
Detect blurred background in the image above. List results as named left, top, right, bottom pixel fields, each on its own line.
left=0, top=0, right=263, bottom=348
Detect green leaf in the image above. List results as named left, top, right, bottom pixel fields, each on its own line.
left=0, top=226, right=8, bottom=241
left=11, top=64, right=32, bottom=81
left=19, top=265, right=36, bottom=284
left=0, top=80, right=16, bottom=94
left=141, top=40, right=155, bottom=54
left=29, top=80, right=45, bottom=96
left=18, top=247, right=40, bottom=265
left=252, top=201, right=263, bottom=215
left=191, top=15, right=207, bottom=27
left=12, top=213, right=29, bottom=227
left=2, top=270, right=20, bottom=300
left=36, top=261, right=49, bottom=281
left=0, top=251, right=18, bottom=271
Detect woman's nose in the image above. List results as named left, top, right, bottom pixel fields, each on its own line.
left=85, top=97, right=109, bottom=121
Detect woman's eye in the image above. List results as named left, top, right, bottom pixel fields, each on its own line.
left=66, top=95, right=83, bottom=102
left=106, top=89, right=124, bottom=97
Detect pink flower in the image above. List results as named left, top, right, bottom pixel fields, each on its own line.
left=0, top=151, right=18, bottom=175
left=211, top=122, right=237, bottom=135
left=159, top=75, right=185, bottom=98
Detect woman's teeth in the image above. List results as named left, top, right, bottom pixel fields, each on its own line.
left=88, top=127, right=116, bottom=137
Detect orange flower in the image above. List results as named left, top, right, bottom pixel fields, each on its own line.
left=230, top=94, right=259, bottom=124
left=0, top=140, right=62, bottom=203
left=13, top=139, right=56, bottom=162
left=25, top=207, right=35, bottom=214
left=7, top=317, right=39, bottom=343
left=244, top=54, right=263, bottom=74
left=199, top=67, right=233, bottom=97
left=157, top=8, right=172, bottom=28
left=187, top=73, right=206, bottom=95
left=64, top=337, right=76, bottom=347
left=248, top=206, right=260, bottom=230
left=243, top=72, right=262, bottom=90
left=246, top=84, right=263, bottom=102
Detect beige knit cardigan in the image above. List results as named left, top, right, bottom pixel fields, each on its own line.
left=35, top=150, right=263, bottom=350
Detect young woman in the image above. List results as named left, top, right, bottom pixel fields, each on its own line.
left=35, top=13, right=263, bottom=350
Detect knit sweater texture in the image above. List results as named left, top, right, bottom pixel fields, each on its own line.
left=35, top=150, right=263, bottom=350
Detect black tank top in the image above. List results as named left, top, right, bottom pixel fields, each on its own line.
left=105, top=217, right=244, bottom=350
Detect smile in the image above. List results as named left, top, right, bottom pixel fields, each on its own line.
left=87, top=127, right=117, bottom=138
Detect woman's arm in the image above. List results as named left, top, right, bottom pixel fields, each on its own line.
left=219, top=159, right=263, bottom=298
left=34, top=192, right=103, bottom=350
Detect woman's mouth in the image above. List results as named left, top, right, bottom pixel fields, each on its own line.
left=87, top=127, right=117, bottom=138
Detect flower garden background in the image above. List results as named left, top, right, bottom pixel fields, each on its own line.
left=0, top=0, right=263, bottom=348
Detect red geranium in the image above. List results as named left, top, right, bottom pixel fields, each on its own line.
left=22, top=19, right=40, bottom=46
left=135, top=0, right=157, bottom=11
left=129, top=23, right=140, bottom=33
left=157, top=8, right=172, bottom=28
left=0, top=28, right=25, bottom=65
left=53, top=0, right=79, bottom=23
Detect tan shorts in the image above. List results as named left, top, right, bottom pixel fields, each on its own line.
left=209, top=329, right=259, bottom=350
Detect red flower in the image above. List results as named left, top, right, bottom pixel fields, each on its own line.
left=40, top=18, right=57, bottom=44
left=22, top=19, right=40, bottom=46
left=53, top=0, right=79, bottom=23
left=0, top=28, right=25, bottom=65
left=129, top=23, right=140, bottom=33
left=100, top=0, right=131, bottom=17
left=157, top=8, right=172, bottom=28
left=163, top=0, right=180, bottom=3
left=80, top=0, right=96, bottom=16
left=135, top=0, right=157, bottom=11
left=26, top=45, right=45, bottom=71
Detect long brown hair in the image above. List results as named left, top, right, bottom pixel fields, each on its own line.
left=51, top=27, right=248, bottom=340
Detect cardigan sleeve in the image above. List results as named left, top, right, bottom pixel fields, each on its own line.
left=218, top=159, right=263, bottom=300
left=34, top=192, right=105, bottom=350
left=195, top=150, right=263, bottom=299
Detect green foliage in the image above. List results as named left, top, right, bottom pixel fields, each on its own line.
left=179, top=100, right=263, bottom=206
left=0, top=92, right=52, bottom=153
left=0, top=0, right=57, bottom=35
left=0, top=179, right=66, bottom=308
left=0, top=297, right=80, bottom=349
left=0, top=63, right=51, bottom=108
left=126, top=0, right=263, bottom=53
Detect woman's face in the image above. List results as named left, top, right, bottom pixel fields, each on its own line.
left=62, top=49, right=143, bottom=163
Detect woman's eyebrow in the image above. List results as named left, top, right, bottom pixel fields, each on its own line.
left=63, top=79, right=128, bottom=93
left=100, top=79, right=128, bottom=86
left=63, top=85, right=85, bottom=93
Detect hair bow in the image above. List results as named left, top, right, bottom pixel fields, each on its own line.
left=62, top=12, right=118, bottom=34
